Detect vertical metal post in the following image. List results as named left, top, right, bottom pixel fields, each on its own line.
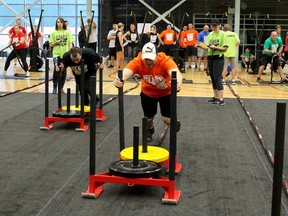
left=132, top=126, right=140, bottom=167
left=80, top=59, right=85, bottom=118
left=271, top=102, right=286, bottom=216
left=76, top=84, right=79, bottom=108
left=57, top=68, right=61, bottom=109
left=89, top=76, right=97, bottom=175
left=169, top=71, right=177, bottom=180
left=99, top=68, right=103, bottom=109
left=142, top=117, right=148, bottom=153
left=118, top=70, right=125, bottom=151
left=44, top=58, right=49, bottom=117
left=67, top=88, right=71, bottom=113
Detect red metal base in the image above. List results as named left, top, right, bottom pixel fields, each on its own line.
left=40, top=116, right=88, bottom=131
left=96, top=109, right=107, bottom=121
left=161, top=159, right=182, bottom=174
left=81, top=172, right=181, bottom=204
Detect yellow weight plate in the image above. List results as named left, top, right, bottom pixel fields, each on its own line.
left=120, top=146, right=169, bottom=163
left=62, top=105, right=90, bottom=113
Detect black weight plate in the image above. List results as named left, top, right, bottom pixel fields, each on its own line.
left=109, top=160, right=162, bottom=178
left=52, top=110, right=81, bottom=118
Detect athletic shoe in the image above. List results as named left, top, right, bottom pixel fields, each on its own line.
left=96, top=95, right=100, bottom=102
left=218, top=100, right=225, bottom=106
left=194, top=65, right=198, bottom=70
left=211, top=99, right=225, bottom=106
left=176, top=119, right=181, bottom=132
left=25, top=71, right=30, bottom=77
left=147, top=127, right=155, bottom=142
left=0, top=71, right=6, bottom=76
left=222, top=80, right=226, bottom=85
left=256, top=77, right=261, bottom=82
left=107, top=64, right=114, bottom=68
left=205, top=68, right=209, bottom=76
left=52, top=88, right=57, bottom=94
left=187, top=65, right=192, bottom=70
left=61, top=88, right=65, bottom=93
left=207, top=97, right=217, bottom=104
left=231, top=80, right=236, bottom=85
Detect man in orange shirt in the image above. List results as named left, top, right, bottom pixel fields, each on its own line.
left=114, top=42, right=182, bottom=141
left=159, top=24, right=177, bottom=56
left=183, top=23, right=198, bottom=69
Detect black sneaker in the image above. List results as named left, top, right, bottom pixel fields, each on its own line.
left=176, top=119, right=181, bottom=132
left=218, top=100, right=225, bottom=106
left=256, top=77, right=261, bottom=82
left=211, top=99, right=225, bottom=106
left=194, top=65, right=198, bottom=70
left=207, top=97, right=217, bottom=103
left=281, top=78, right=288, bottom=83
left=147, top=127, right=155, bottom=142
left=187, top=65, right=192, bottom=70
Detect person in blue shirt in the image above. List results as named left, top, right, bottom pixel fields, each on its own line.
left=196, top=25, right=209, bottom=72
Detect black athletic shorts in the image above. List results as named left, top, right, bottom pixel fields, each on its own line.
left=140, top=92, right=170, bottom=118
left=109, top=47, right=116, bottom=58
left=186, top=46, right=197, bottom=57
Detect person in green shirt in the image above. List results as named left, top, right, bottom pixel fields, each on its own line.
left=241, top=47, right=256, bottom=72
left=222, top=24, right=240, bottom=85
left=256, top=31, right=286, bottom=82
left=49, top=16, right=74, bottom=94
left=205, top=18, right=228, bottom=106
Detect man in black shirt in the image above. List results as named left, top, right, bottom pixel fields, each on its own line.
left=60, top=47, right=105, bottom=105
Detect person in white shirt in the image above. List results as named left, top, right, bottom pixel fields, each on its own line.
left=107, top=24, right=117, bottom=68
left=85, top=18, right=97, bottom=51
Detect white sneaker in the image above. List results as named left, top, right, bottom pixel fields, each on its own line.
left=231, top=80, right=236, bottom=85
left=0, top=71, right=6, bottom=76
left=25, top=71, right=30, bottom=77
left=222, top=80, right=226, bottom=85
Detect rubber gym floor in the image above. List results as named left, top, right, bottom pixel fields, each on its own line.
left=0, top=89, right=288, bottom=216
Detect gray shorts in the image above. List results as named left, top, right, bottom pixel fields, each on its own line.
left=224, top=57, right=236, bottom=68
left=197, top=48, right=208, bottom=57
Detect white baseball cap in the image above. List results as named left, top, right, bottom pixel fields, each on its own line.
left=142, top=42, right=157, bottom=60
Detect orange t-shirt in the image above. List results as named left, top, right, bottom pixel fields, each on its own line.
left=126, top=52, right=178, bottom=98
left=178, top=31, right=186, bottom=48
left=159, top=29, right=176, bottom=45
left=184, top=29, right=198, bottom=46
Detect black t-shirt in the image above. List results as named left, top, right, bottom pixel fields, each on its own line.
left=62, top=48, right=101, bottom=78
left=127, top=30, right=139, bottom=48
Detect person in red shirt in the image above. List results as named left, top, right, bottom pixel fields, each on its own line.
left=8, top=19, right=26, bottom=38
left=159, top=24, right=177, bottom=56
left=2, top=25, right=29, bottom=77
left=8, top=19, right=26, bottom=68
left=27, top=25, right=41, bottom=47
left=114, top=42, right=182, bottom=141
left=27, top=25, right=41, bottom=70
left=183, top=23, right=198, bottom=70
